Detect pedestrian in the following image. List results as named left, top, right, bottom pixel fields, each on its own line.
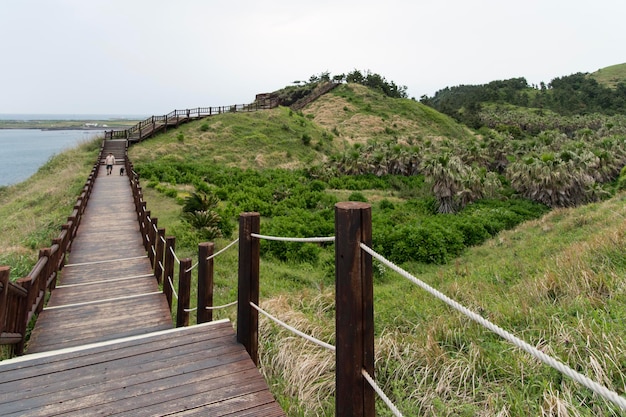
left=105, top=152, right=115, bottom=175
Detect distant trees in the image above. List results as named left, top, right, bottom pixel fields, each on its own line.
left=421, top=73, right=626, bottom=128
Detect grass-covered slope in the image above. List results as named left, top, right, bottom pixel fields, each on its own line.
left=0, top=139, right=101, bottom=279
left=589, top=63, right=626, bottom=89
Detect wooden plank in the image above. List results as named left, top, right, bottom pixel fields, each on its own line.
left=0, top=321, right=235, bottom=379
left=0, top=321, right=284, bottom=416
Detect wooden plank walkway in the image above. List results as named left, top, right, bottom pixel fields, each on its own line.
left=26, top=164, right=172, bottom=353
left=3, top=162, right=285, bottom=416
left=0, top=320, right=285, bottom=416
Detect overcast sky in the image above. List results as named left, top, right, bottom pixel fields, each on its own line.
left=1, top=0, right=624, bottom=116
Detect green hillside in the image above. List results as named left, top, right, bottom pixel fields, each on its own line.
left=589, top=62, right=626, bottom=88
left=1, top=77, right=625, bottom=415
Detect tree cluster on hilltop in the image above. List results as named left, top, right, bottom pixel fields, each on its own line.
left=274, top=69, right=408, bottom=107
left=420, top=72, right=626, bottom=128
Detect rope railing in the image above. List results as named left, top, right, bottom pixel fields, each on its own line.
left=250, top=233, right=335, bottom=243
left=169, top=246, right=181, bottom=265
left=167, top=275, right=178, bottom=301
left=362, top=369, right=404, bottom=417
left=184, top=299, right=238, bottom=313
left=249, top=301, right=336, bottom=352
left=205, top=300, right=238, bottom=310
left=185, top=238, right=240, bottom=273
left=359, top=242, right=626, bottom=411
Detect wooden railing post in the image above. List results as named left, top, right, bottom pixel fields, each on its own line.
left=177, top=258, right=192, bottom=327
left=237, top=212, right=260, bottom=365
left=163, top=236, right=176, bottom=310
left=140, top=206, right=149, bottom=249
left=197, top=242, right=214, bottom=324
left=148, top=217, right=158, bottom=267
left=334, top=202, right=374, bottom=417
left=14, top=278, right=31, bottom=356
left=154, top=228, right=166, bottom=284
left=0, top=267, right=9, bottom=336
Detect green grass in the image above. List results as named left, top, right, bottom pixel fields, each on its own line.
left=0, top=137, right=101, bottom=280
left=589, top=62, right=626, bottom=89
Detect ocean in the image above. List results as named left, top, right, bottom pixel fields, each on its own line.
left=0, top=129, right=105, bottom=187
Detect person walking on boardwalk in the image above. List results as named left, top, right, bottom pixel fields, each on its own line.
left=105, top=152, right=115, bottom=175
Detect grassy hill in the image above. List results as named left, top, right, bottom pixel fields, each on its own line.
left=1, top=81, right=625, bottom=415
left=589, top=62, right=626, bottom=88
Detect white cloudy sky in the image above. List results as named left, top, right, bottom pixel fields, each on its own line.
left=1, top=0, right=624, bottom=116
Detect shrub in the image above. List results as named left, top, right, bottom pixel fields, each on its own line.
left=379, top=199, right=395, bottom=210
left=199, top=123, right=209, bottom=132
left=301, top=133, right=312, bottom=146
left=348, top=192, right=367, bottom=202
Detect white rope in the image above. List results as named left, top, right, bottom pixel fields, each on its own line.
left=161, top=236, right=167, bottom=244
left=359, top=243, right=626, bottom=411
left=249, top=301, right=335, bottom=352
left=153, top=223, right=158, bottom=234
left=206, top=300, right=238, bottom=310
left=151, top=245, right=156, bottom=256
left=207, top=238, right=240, bottom=261
left=186, top=262, right=198, bottom=273
left=170, top=246, right=181, bottom=265
left=185, top=238, right=240, bottom=273
left=167, top=275, right=178, bottom=300
left=362, top=369, right=404, bottom=417
left=250, top=233, right=335, bottom=243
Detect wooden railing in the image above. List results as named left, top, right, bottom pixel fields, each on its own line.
left=290, top=81, right=342, bottom=111
left=105, top=102, right=275, bottom=142
left=0, top=142, right=105, bottom=357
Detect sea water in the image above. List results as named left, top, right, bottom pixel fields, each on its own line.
left=0, top=129, right=105, bottom=186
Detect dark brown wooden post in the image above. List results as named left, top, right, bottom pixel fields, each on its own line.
left=154, top=228, right=166, bottom=284
left=142, top=209, right=150, bottom=251
left=148, top=217, right=158, bottom=267
left=163, top=236, right=176, bottom=310
left=14, top=278, right=31, bottom=356
left=177, top=258, right=192, bottom=327
left=0, top=267, right=9, bottom=335
left=335, top=202, right=374, bottom=417
left=237, top=212, right=260, bottom=365
left=38, top=248, right=51, bottom=306
left=197, top=242, right=215, bottom=324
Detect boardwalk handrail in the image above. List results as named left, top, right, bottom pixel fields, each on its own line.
left=0, top=140, right=106, bottom=357
left=105, top=102, right=275, bottom=142
left=239, top=209, right=626, bottom=415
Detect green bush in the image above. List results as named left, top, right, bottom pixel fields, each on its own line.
left=348, top=192, right=367, bottom=202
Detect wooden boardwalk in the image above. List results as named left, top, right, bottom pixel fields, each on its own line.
left=0, top=321, right=285, bottom=416
left=1, top=162, right=285, bottom=416
left=26, top=164, right=172, bottom=353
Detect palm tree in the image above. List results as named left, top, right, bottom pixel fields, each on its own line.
left=421, top=153, right=469, bottom=213
left=182, top=189, right=223, bottom=239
